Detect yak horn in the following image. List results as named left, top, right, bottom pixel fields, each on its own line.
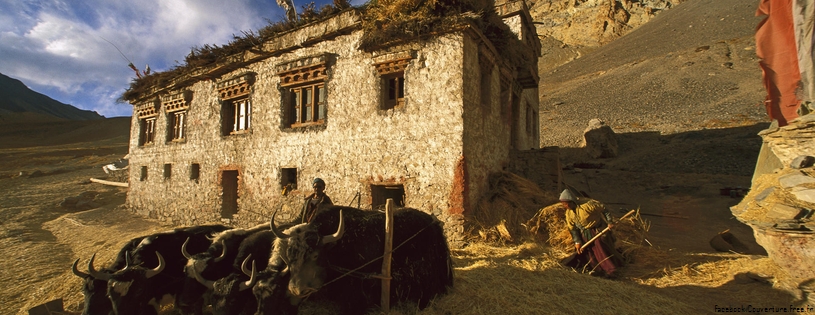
left=181, top=237, right=193, bottom=260
left=241, top=254, right=253, bottom=276
left=144, top=252, right=165, bottom=279
left=87, top=253, right=111, bottom=281
left=270, top=210, right=290, bottom=239
left=321, top=210, right=345, bottom=245
left=71, top=259, right=90, bottom=278
left=213, top=240, right=227, bottom=263
left=239, top=260, right=257, bottom=291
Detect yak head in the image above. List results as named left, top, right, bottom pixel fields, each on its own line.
left=88, top=251, right=166, bottom=315
left=269, top=210, right=344, bottom=299
left=72, top=256, right=114, bottom=315
left=251, top=266, right=299, bottom=315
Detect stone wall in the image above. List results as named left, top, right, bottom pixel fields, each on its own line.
left=127, top=28, right=475, bottom=244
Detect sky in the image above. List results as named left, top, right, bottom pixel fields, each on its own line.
left=0, top=0, right=364, bottom=118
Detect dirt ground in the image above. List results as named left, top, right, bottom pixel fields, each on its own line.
left=0, top=117, right=806, bottom=315
left=0, top=0, right=808, bottom=313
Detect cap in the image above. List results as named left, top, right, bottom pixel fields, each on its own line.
left=559, top=189, right=575, bottom=202
left=313, top=178, right=325, bottom=185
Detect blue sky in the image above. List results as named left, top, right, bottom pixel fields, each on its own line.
left=0, top=0, right=363, bottom=118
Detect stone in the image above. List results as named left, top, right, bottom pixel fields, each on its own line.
left=582, top=118, right=618, bottom=158
left=754, top=187, right=775, bottom=202
left=791, top=155, right=815, bottom=169
left=779, top=173, right=815, bottom=188
left=766, top=203, right=806, bottom=220
left=792, top=189, right=815, bottom=204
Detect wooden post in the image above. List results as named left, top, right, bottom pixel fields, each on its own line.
left=381, top=198, right=394, bottom=312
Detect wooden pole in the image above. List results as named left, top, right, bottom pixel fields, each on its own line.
left=381, top=198, right=394, bottom=312
left=579, top=209, right=636, bottom=251
left=89, top=177, right=129, bottom=187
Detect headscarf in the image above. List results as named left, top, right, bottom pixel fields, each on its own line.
left=559, top=189, right=575, bottom=202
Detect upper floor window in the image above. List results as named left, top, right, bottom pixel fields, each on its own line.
left=168, top=110, right=186, bottom=141
left=135, top=99, right=159, bottom=146
left=374, top=56, right=411, bottom=110
left=223, top=97, right=251, bottom=135
left=278, top=54, right=330, bottom=129
left=162, top=90, right=191, bottom=142
left=216, top=73, right=255, bottom=136
left=288, top=83, right=325, bottom=126
left=140, top=117, right=156, bottom=146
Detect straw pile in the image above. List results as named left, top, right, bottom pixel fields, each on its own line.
left=470, top=172, right=558, bottom=244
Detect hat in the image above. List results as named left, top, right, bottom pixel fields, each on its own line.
left=559, top=189, right=575, bottom=202
left=313, top=178, right=325, bottom=185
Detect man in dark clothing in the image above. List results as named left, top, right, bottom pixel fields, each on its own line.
left=300, top=178, right=333, bottom=223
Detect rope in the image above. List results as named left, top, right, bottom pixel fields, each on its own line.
left=319, top=220, right=439, bottom=287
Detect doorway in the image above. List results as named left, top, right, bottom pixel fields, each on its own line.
left=221, top=170, right=239, bottom=219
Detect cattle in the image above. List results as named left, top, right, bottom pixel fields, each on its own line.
left=179, top=224, right=269, bottom=313
left=86, top=224, right=230, bottom=315
left=190, top=229, right=298, bottom=315
left=72, top=235, right=146, bottom=315
left=270, top=206, right=454, bottom=314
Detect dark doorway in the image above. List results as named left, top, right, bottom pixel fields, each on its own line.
left=371, top=184, right=405, bottom=211
left=221, top=170, right=239, bottom=219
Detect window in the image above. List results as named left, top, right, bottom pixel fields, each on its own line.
left=140, top=166, right=148, bottom=181
left=139, top=117, right=156, bottom=146
left=374, top=56, right=411, bottom=111
left=371, top=184, right=405, bottom=211
left=190, top=163, right=200, bottom=181
left=223, top=97, right=251, bottom=135
left=163, top=164, right=172, bottom=179
left=168, top=110, right=186, bottom=141
left=381, top=73, right=405, bottom=110
left=287, top=83, right=325, bottom=127
left=278, top=56, right=329, bottom=129
left=281, top=168, right=298, bottom=193
left=217, top=74, right=254, bottom=135
left=136, top=100, right=159, bottom=146
left=162, top=90, right=191, bottom=142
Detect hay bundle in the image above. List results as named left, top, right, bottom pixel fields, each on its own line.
left=470, top=172, right=558, bottom=244
left=527, top=204, right=656, bottom=263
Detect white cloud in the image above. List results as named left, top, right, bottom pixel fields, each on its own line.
left=0, top=0, right=328, bottom=118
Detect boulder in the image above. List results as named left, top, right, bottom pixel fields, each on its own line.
left=582, top=118, right=618, bottom=158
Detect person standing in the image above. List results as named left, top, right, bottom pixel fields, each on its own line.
left=560, top=189, right=623, bottom=277
left=300, top=178, right=333, bottom=223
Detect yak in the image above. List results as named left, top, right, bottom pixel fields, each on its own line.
left=270, top=205, right=454, bottom=314
left=86, top=224, right=230, bottom=315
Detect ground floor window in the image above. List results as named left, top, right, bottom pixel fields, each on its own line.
left=371, top=184, right=405, bottom=211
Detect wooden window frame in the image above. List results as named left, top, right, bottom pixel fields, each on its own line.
left=381, top=73, right=405, bottom=110
left=287, top=82, right=326, bottom=128
left=222, top=96, right=252, bottom=135
left=139, top=117, right=156, bottom=146
left=167, top=110, right=187, bottom=142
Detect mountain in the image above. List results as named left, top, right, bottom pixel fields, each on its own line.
left=0, top=72, right=104, bottom=122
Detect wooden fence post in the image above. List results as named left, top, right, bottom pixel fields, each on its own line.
left=381, top=198, right=394, bottom=312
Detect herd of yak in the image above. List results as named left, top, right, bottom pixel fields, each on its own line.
left=70, top=206, right=455, bottom=315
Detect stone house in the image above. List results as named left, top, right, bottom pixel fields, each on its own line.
left=124, top=0, right=542, bottom=244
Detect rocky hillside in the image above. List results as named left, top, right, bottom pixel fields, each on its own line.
left=0, top=72, right=103, bottom=122
left=530, top=0, right=767, bottom=148
left=529, top=0, right=685, bottom=71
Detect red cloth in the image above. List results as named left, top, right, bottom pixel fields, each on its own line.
left=582, top=228, right=618, bottom=276
left=756, top=0, right=801, bottom=126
